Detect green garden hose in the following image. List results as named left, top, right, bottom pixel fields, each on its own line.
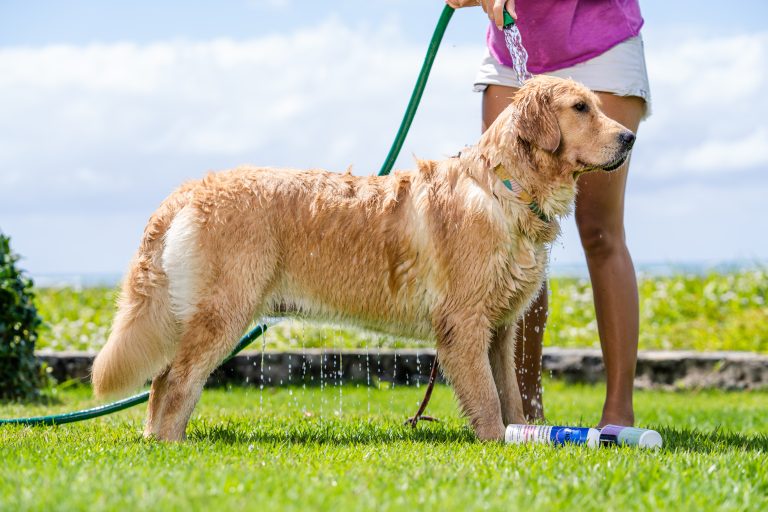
left=0, top=4, right=456, bottom=426
left=0, top=324, right=267, bottom=425
left=378, top=5, right=454, bottom=176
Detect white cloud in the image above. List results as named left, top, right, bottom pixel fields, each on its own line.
left=1, top=19, right=767, bottom=273
left=636, top=31, right=768, bottom=180
left=0, top=19, right=483, bottom=215
left=648, top=32, right=766, bottom=104
left=678, top=128, right=768, bottom=172
left=644, top=128, right=768, bottom=176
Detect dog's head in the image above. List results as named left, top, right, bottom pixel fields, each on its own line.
left=501, top=76, right=636, bottom=177
left=515, top=76, right=636, bottom=173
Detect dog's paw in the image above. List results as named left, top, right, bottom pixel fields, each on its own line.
left=474, top=422, right=506, bottom=442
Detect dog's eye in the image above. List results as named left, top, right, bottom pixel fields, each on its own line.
left=573, top=102, right=588, bottom=113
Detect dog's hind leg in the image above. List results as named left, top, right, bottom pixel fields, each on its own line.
left=144, top=365, right=171, bottom=438
left=489, top=325, right=526, bottom=425
left=153, top=242, right=276, bottom=442
left=434, top=312, right=505, bottom=441
left=152, top=288, right=263, bottom=442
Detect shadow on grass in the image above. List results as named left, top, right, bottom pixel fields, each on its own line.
left=187, top=421, right=768, bottom=452
left=656, top=425, right=768, bottom=454
left=188, top=419, right=476, bottom=445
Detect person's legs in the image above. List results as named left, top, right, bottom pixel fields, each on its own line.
left=483, top=85, right=646, bottom=426
left=482, top=84, right=546, bottom=421
left=575, top=92, right=645, bottom=427
left=514, top=287, right=546, bottom=420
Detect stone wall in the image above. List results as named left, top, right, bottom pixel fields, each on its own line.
left=37, top=348, right=768, bottom=390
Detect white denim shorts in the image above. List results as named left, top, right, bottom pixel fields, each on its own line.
left=474, top=35, right=652, bottom=118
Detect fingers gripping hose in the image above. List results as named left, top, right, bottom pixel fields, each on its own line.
left=1, top=5, right=455, bottom=426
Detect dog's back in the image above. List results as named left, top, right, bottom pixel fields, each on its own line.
left=91, top=162, right=525, bottom=399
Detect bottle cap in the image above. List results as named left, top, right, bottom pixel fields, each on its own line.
left=637, top=429, right=663, bottom=449
left=586, top=428, right=601, bottom=449
left=601, top=425, right=664, bottom=449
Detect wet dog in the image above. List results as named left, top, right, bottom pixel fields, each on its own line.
left=92, top=76, right=635, bottom=441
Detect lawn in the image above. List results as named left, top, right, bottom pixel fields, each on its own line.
left=2, top=382, right=767, bottom=511
left=33, top=269, right=768, bottom=353
left=13, top=269, right=767, bottom=510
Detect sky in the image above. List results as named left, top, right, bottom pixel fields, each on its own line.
left=1, top=0, right=767, bottom=278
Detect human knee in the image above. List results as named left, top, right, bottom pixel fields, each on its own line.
left=576, top=218, right=627, bottom=260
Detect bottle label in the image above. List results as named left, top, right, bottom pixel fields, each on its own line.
left=506, top=425, right=597, bottom=447
left=553, top=427, right=588, bottom=444
left=617, top=427, right=646, bottom=445
left=506, top=425, right=553, bottom=444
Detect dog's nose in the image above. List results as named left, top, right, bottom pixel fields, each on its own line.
left=619, top=131, right=636, bottom=149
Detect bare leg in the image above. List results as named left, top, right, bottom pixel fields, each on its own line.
left=514, top=286, right=547, bottom=421
left=576, top=93, right=644, bottom=427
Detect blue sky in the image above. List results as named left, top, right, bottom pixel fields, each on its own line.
left=1, top=0, right=767, bottom=277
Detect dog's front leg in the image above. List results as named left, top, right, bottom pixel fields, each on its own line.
left=434, top=313, right=505, bottom=441
left=489, top=325, right=526, bottom=425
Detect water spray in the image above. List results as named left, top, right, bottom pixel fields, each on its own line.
left=502, top=9, right=533, bottom=83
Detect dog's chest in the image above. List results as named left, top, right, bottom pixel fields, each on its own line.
left=490, top=241, right=549, bottom=325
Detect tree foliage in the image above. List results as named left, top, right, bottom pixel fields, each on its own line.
left=0, top=232, right=43, bottom=400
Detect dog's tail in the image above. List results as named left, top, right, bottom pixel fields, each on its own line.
left=91, top=198, right=188, bottom=399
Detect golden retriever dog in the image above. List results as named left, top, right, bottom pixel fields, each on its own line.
left=91, top=76, right=635, bottom=442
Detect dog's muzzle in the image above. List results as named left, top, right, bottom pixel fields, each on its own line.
left=601, top=130, right=635, bottom=172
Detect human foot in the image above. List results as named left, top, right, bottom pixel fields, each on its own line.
left=597, top=409, right=634, bottom=428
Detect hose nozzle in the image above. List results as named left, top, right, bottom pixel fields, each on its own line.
left=503, top=8, right=515, bottom=29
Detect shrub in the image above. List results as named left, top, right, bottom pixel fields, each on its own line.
left=0, top=232, right=43, bottom=400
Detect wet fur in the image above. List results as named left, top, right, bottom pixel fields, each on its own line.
left=91, top=76, right=634, bottom=441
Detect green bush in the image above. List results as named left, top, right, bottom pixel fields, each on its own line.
left=0, top=232, right=43, bottom=400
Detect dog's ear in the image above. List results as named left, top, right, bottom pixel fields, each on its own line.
left=515, top=86, right=561, bottom=153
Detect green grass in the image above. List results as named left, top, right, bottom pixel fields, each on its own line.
left=33, top=269, right=768, bottom=352
left=34, top=286, right=117, bottom=352
left=1, top=382, right=767, bottom=511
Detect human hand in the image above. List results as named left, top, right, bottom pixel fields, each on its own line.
left=445, top=0, right=517, bottom=29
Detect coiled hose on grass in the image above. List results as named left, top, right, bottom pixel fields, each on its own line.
left=0, top=5, right=455, bottom=426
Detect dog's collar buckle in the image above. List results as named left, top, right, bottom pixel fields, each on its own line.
left=502, top=179, right=550, bottom=223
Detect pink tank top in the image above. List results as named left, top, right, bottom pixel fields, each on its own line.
left=487, top=0, right=644, bottom=73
